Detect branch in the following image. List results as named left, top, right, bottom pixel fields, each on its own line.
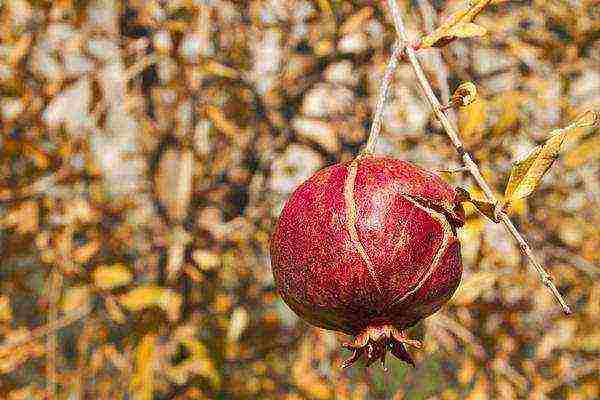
left=364, top=42, right=404, bottom=155
left=47, top=268, right=61, bottom=400
left=386, top=0, right=572, bottom=315
left=0, top=306, right=91, bottom=358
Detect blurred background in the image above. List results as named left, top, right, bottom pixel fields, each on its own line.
left=0, top=0, right=598, bottom=399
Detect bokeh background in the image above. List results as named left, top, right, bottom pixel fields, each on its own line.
left=0, top=0, right=598, bottom=399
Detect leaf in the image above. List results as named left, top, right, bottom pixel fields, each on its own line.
left=165, top=337, right=220, bottom=388
left=459, top=98, right=487, bottom=139
left=450, top=82, right=478, bottom=108
left=471, top=199, right=501, bottom=222
left=119, top=286, right=182, bottom=321
left=0, top=296, right=12, bottom=322
left=455, top=187, right=500, bottom=222
left=504, top=111, right=598, bottom=202
left=130, top=334, right=157, bottom=400
left=504, top=145, right=544, bottom=200
left=227, top=307, right=249, bottom=343
left=447, top=22, right=487, bottom=38
left=104, top=295, right=127, bottom=324
left=92, top=264, right=133, bottom=290
left=419, top=0, right=492, bottom=49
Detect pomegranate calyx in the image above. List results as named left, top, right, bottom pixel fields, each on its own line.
left=340, top=325, right=422, bottom=369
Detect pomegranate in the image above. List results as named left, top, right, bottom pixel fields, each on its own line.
left=270, top=155, right=465, bottom=368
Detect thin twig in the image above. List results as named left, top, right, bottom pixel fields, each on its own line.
left=416, top=0, right=456, bottom=124
left=385, top=0, right=572, bottom=315
left=0, top=306, right=91, bottom=358
left=47, top=268, right=61, bottom=400
left=76, top=316, right=94, bottom=400
left=364, top=42, right=404, bottom=155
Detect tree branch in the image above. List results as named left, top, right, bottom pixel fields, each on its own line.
left=0, top=306, right=91, bottom=359
left=385, top=0, right=572, bottom=315
left=364, top=42, right=404, bottom=155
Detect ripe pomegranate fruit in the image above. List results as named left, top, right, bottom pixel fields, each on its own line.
left=270, top=155, right=466, bottom=368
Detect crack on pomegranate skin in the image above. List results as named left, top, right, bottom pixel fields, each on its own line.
left=344, top=157, right=384, bottom=296
left=340, top=325, right=422, bottom=369
left=384, top=193, right=455, bottom=310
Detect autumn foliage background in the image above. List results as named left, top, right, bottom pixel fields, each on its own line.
left=0, top=0, right=598, bottom=399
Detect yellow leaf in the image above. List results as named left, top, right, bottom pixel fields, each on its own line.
left=130, top=334, right=157, bottom=400
left=119, top=286, right=182, bottom=321
left=505, top=145, right=544, bottom=200
left=92, top=264, right=133, bottom=290
left=419, top=0, right=492, bottom=48
left=466, top=373, right=490, bottom=400
left=492, top=91, right=524, bottom=135
left=505, top=110, right=598, bottom=203
left=164, top=326, right=220, bottom=389
left=459, top=98, right=487, bottom=138
left=447, top=22, right=487, bottom=38
left=204, top=60, right=239, bottom=79
left=454, top=187, right=499, bottom=222
left=166, top=337, right=220, bottom=388
left=0, top=296, right=12, bottom=322
left=472, top=199, right=501, bottom=222
left=506, top=132, right=565, bottom=200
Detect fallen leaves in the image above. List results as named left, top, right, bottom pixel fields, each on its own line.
left=93, top=264, right=133, bottom=290
left=130, top=334, right=157, bottom=400
left=119, top=286, right=183, bottom=322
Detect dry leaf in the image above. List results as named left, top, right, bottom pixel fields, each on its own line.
left=165, top=337, right=220, bottom=388
left=459, top=98, right=487, bottom=139
left=455, top=187, right=500, bottom=222
left=93, top=264, right=133, bottom=290
left=419, top=0, right=492, bottom=49
left=227, top=307, right=249, bottom=343
left=448, top=22, right=487, bottom=38
left=120, top=286, right=182, bottom=321
left=155, top=149, right=194, bottom=223
left=451, top=82, right=478, bottom=107
left=0, top=296, right=12, bottom=322
left=130, top=334, right=157, bottom=400
left=104, top=295, right=127, bottom=324
left=193, top=250, right=221, bottom=271
left=504, top=111, right=598, bottom=204
left=471, top=199, right=501, bottom=222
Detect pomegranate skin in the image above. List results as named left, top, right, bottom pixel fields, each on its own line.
left=270, top=155, right=465, bottom=367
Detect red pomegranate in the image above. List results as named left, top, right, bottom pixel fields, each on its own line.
left=270, top=155, right=466, bottom=368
